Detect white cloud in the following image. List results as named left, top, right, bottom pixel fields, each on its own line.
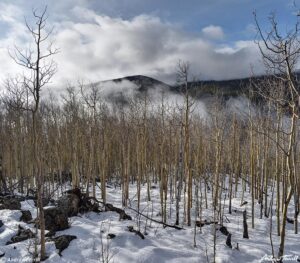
left=0, top=3, right=22, bottom=23
left=0, top=5, right=264, bottom=92
left=202, top=25, right=224, bottom=40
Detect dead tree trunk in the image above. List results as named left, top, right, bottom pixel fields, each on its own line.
left=243, top=210, right=249, bottom=239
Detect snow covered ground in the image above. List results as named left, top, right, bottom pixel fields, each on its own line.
left=0, top=181, right=299, bottom=263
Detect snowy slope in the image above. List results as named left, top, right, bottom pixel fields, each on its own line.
left=0, top=182, right=299, bottom=263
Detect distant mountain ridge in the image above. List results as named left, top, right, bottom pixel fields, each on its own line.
left=97, top=73, right=300, bottom=105
left=100, top=74, right=251, bottom=99
left=108, top=75, right=171, bottom=92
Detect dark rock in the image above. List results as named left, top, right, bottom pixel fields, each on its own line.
left=20, top=210, right=32, bottom=223
left=0, top=220, right=3, bottom=228
left=287, top=217, right=294, bottom=224
left=54, top=235, right=77, bottom=256
left=107, top=233, right=116, bottom=239
left=43, top=207, right=69, bottom=231
left=196, top=220, right=218, bottom=227
left=60, top=188, right=100, bottom=215
left=219, top=225, right=230, bottom=236
left=6, top=225, right=35, bottom=245
left=0, top=252, right=4, bottom=258
left=57, top=194, right=80, bottom=217
left=8, top=195, right=25, bottom=202
left=0, top=197, right=21, bottom=210
left=45, top=230, right=56, bottom=237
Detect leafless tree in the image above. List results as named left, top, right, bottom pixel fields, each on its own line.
left=254, top=10, right=300, bottom=258
left=9, top=6, right=58, bottom=261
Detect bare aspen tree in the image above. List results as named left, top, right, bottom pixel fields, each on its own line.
left=0, top=154, right=7, bottom=193
left=248, top=97, right=256, bottom=229
left=254, top=11, right=300, bottom=257
left=175, top=109, right=184, bottom=226
left=62, top=87, right=81, bottom=189
left=80, top=82, right=102, bottom=197
left=8, top=7, right=58, bottom=260
left=177, top=60, right=194, bottom=226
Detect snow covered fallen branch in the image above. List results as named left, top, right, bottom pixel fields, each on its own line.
left=126, top=206, right=184, bottom=230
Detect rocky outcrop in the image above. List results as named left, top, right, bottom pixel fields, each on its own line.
left=20, top=210, right=32, bottom=223
left=43, top=207, right=69, bottom=231
left=57, top=188, right=99, bottom=217
left=54, top=235, right=77, bottom=256
left=0, top=196, right=23, bottom=210
left=6, top=225, right=35, bottom=245
left=57, top=193, right=80, bottom=217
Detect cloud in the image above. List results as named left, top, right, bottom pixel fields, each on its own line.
left=0, top=4, right=264, bottom=92
left=99, top=79, right=140, bottom=101
left=202, top=25, right=224, bottom=40
left=87, top=78, right=208, bottom=120
left=0, top=3, right=22, bottom=23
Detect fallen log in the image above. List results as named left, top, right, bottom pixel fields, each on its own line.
left=219, top=225, right=230, bottom=236
left=226, top=233, right=232, bottom=248
left=127, top=206, right=184, bottom=230
left=85, top=196, right=132, bottom=220
left=82, top=196, right=182, bottom=229
left=105, top=203, right=132, bottom=220
left=243, top=210, right=249, bottom=239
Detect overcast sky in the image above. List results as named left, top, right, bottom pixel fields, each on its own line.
left=0, top=0, right=298, bottom=87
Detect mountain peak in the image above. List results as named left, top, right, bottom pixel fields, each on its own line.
left=108, top=75, right=171, bottom=92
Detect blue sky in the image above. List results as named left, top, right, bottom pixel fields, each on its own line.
left=0, top=0, right=298, bottom=85
left=9, top=0, right=296, bottom=37
left=79, top=0, right=295, bottom=39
